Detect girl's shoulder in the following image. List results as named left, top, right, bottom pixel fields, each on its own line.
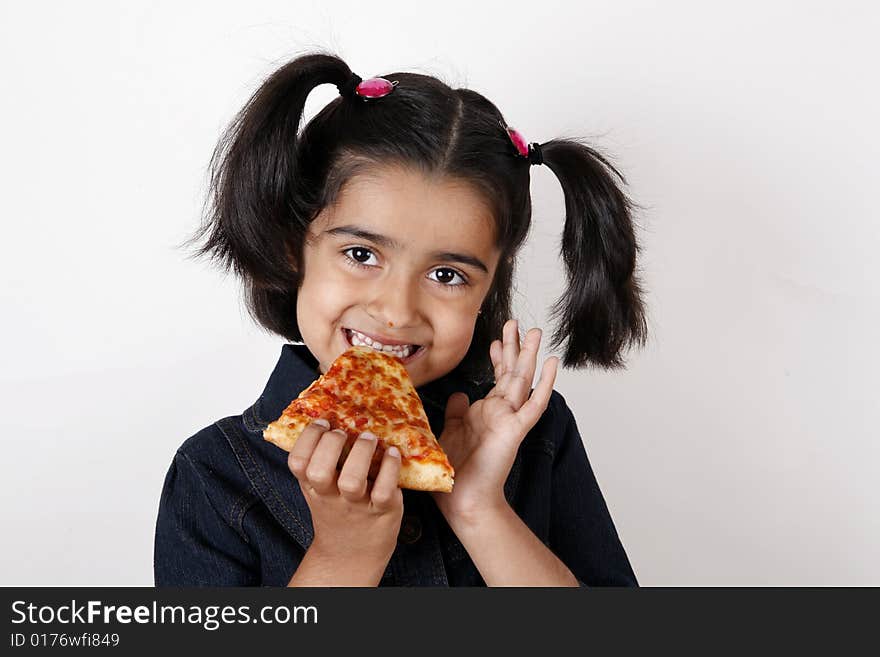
left=164, top=414, right=258, bottom=503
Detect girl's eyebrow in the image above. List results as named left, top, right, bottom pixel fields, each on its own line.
left=323, top=225, right=489, bottom=273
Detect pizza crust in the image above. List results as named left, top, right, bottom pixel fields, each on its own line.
left=399, top=458, right=454, bottom=493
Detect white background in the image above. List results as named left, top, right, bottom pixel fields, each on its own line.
left=1, top=1, right=877, bottom=585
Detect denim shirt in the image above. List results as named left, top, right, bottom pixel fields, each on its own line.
left=154, top=344, right=638, bottom=586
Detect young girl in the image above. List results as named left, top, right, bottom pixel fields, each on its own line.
left=154, top=52, right=648, bottom=587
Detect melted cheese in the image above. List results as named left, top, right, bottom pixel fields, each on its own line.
left=278, top=346, right=442, bottom=461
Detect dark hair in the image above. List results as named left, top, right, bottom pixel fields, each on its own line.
left=185, top=50, right=648, bottom=386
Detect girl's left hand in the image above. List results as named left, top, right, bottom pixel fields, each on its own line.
left=431, top=319, right=559, bottom=521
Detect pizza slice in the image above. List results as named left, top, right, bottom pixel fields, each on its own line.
left=263, top=345, right=454, bottom=492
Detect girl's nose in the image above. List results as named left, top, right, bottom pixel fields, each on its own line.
left=364, top=274, right=421, bottom=329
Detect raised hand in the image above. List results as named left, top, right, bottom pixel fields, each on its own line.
left=432, top=319, right=559, bottom=520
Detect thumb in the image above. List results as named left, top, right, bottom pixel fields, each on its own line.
left=444, top=392, right=470, bottom=426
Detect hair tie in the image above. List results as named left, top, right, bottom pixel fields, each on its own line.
left=504, top=124, right=544, bottom=167
left=337, top=72, right=398, bottom=100
left=336, top=72, right=362, bottom=98
left=527, top=142, right=544, bottom=166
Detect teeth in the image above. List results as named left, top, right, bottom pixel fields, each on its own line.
left=347, top=329, right=417, bottom=358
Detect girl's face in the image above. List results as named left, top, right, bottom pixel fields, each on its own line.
left=296, top=164, right=501, bottom=388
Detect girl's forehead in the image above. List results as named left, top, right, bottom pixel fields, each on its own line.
left=311, top=165, right=500, bottom=260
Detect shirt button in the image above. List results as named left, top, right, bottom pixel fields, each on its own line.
left=398, top=514, right=422, bottom=544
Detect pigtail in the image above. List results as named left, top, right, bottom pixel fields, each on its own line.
left=183, top=52, right=353, bottom=291
left=540, top=139, right=648, bottom=369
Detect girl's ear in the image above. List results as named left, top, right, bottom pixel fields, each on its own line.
left=540, top=139, right=648, bottom=369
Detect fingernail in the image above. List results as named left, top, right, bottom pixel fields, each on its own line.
left=332, top=429, right=347, bottom=437
left=388, top=446, right=400, bottom=458
left=314, top=419, right=330, bottom=428
left=359, top=432, right=377, bottom=441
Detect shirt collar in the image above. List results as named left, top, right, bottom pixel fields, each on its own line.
left=252, top=343, right=493, bottom=428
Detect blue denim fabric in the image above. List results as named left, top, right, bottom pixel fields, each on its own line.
left=154, top=344, right=638, bottom=586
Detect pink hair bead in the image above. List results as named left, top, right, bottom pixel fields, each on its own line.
left=355, top=77, right=398, bottom=99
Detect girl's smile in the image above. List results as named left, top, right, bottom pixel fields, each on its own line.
left=295, top=163, right=501, bottom=388
left=340, top=327, right=427, bottom=364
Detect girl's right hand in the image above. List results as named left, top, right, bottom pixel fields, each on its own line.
left=287, top=419, right=404, bottom=569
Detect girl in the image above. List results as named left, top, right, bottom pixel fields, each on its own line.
left=154, top=52, right=648, bottom=586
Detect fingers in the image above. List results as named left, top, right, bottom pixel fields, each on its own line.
left=370, top=446, right=403, bottom=511
left=303, top=427, right=349, bottom=495
left=491, top=319, right=545, bottom=406
left=337, top=432, right=379, bottom=501
left=287, top=419, right=332, bottom=482
left=287, top=421, right=403, bottom=521
left=511, top=327, right=542, bottom=396
left=502, top=319, right=520, bottom=375
left=489, top=319, right=520, bottom=389
left=517, top=356, right=560, bottom=428
left=444, top=392, right=470, bottom=429
left=490, top=339, right=502, bottom=382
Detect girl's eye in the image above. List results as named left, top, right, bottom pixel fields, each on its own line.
left=341, top=247, right=469, bottom=290
left=344, top=246, right=379, bottom=267
left=428, top=267, right=468, bottom=288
